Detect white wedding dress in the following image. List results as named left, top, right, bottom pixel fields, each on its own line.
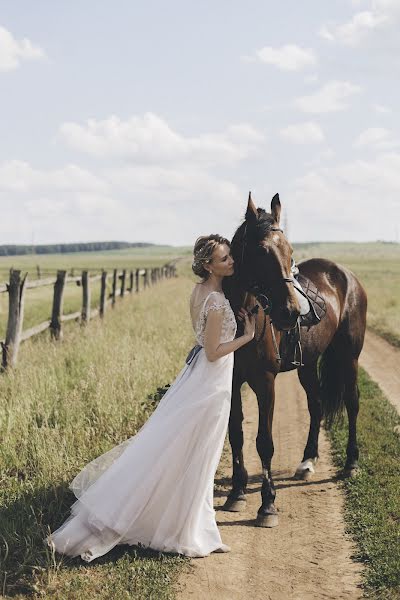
left=47, top=290, right=237, bottom=561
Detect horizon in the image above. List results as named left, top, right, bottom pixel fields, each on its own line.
left=0, top=239, right=398, bottom=254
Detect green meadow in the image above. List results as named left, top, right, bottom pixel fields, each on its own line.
left=0, top=246, right=190, bottom=340
left=0, top=268, right=195, bottom=598
left=0, top=242, right=398, bottom=598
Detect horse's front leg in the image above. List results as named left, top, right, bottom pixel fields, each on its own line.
left=248, top=370, right=278, bottom=528
left=223, top=370, right=248, bottom=512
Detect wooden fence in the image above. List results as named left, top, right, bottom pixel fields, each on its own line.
left=0, top=262, right=177, bottom=370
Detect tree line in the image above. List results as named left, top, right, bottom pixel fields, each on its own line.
left=0, top=241, right=161, bottom=256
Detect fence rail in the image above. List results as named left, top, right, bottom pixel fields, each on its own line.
left=0, top=262, right=177, bottom=370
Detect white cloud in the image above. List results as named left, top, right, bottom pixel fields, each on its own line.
left=288, top=152, right=400, bottom=241
left=319, top=0, right=400, bottom=46
left=280, top=122, right=325, bottom=144
left=254, top=44, right=317, bottom=71
left=0, top=161, right=107, bottom=193
left=304, top=148, right=335, bottom=167
left=304, top=74, right=319, bottom=85
left=354, top=127, right=399, bottom=149
left=0, top=25, right=45, bottom=72
left=319, top=11, right=388, bottom=45
left=60, top=113, right=265, bottom=166
left=0, top=157, right=245, bottom=245
left=294, top=80, right=362, bottom=113
left=372, top=103, right=392, bottom=114
left=0, top=113, right=267, bottom=244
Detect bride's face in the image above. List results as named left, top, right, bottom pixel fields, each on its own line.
left=207, top=243, right=234, bottom=278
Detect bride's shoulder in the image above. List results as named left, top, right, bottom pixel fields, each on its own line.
left=190, top=285, right=226, bottom=307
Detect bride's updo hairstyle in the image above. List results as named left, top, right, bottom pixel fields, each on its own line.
left=192, top=234, right=231, bottom=281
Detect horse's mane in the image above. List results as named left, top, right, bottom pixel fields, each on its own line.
left=232, top=208, right=275, bottom=247
left=253, top=208, right=275, bottom=239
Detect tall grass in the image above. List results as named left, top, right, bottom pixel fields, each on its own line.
left=328, top=369, right=400, bottom=599
left=0, top=247, right=190, bottom=339
left=0, top=271, right=196, bottom=598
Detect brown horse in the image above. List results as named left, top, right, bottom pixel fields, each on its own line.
left=222, top=193, right=367, bottom=527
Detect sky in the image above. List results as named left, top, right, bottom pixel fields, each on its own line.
left=0, top=0, right=399, bottom=246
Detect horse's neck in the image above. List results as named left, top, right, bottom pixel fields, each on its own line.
left=222, top=276, right=246, bottom=314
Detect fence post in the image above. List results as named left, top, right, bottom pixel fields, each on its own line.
left=111, top=269, right=117, bottom=307
left=144, top=268, right=149, bottom=289
left=1, top=270, right=27, bottom=370
left=100, top=270, right=107, bottom=318
left=81, top=270, right=90, bottom=324
left=135, top=268, right=140, bottom=293
left=120, top=269, right=126, bottom=297
left=50, top=270, right=67, bottom=340
left=36, top=265, right=41, bottom=279
left=129, top=270, right=134, bottom=293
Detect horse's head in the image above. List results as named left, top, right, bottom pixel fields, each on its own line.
left=231, top=192, right=300, bottom=331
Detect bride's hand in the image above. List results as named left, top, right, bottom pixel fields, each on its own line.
left=243, top=312, right=255, bottom=341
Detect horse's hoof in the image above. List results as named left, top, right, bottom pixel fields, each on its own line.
left=343, top=463, right=359, bottom=478
left=255, top=512, right=279, bottom=528
left=222, top=496, right=247, bottom=512
left=294, top=458, right=317, bottom=480
left=294, top=468, right=313, bottom=481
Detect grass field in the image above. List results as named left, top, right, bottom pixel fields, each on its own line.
left=0, top=246, right=191, bottom=340
left=1, top=241, right=398, bottom=346
left=328, top=369, right=400, bottom=599
left=0, top=245, right=191, bottom=280
left=0, top=243, right=398, bottom=598
left=0, top=269, right=195, bottom=598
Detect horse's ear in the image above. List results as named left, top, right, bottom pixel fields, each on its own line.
left=245, top=191, right=258, bottom=221
left=271, top=193, right=281, bottom=225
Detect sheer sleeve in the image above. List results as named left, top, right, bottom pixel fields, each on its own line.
left=194, top=291, right=236, bottom=347
left=203, top=293, right=227, bottom=320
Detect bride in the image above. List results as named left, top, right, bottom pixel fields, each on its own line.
left=47, top=234, right=255, bottom=561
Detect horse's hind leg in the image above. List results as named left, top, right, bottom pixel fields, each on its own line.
left=223, top=371, right=248, bottom=512
left=343, top=357, right=360, bottom=477
left=295, top=362, right=321, bottom=480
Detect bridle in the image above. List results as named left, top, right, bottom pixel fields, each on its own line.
left=238, top=221, right=297, bottom=363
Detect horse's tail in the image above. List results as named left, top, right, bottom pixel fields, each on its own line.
left=317, top=342, right=346, bottom=429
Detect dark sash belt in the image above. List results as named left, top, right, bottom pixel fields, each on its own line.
left=185, top=344, right=203, bottom=365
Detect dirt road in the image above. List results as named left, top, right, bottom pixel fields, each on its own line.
left=178, top=370, right=363, bottom=600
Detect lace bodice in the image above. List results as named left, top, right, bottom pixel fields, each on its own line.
left=192, top=290, right=237, bottom=346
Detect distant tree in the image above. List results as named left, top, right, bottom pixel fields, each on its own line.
left=0, top=241, right=161, bottom=256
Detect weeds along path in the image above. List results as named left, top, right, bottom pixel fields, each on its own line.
left=360, top=330, right=400, bottom=415
left=178, top=371, right=363, bottom=600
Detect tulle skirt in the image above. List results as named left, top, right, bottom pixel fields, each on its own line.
left=47, top=349, right=233, bottom=561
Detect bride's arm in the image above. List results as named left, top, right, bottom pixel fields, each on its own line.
left=203, top=309, right=254, bottom=362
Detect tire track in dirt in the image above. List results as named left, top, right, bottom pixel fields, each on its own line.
left=178, top=370, right=363, bottom=600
